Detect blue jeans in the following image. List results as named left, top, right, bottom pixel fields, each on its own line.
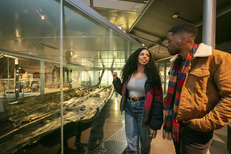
left=125, top=99, right=151, bottom=154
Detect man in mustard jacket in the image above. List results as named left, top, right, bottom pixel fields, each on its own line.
left=163, top=22, right=231, bottom=154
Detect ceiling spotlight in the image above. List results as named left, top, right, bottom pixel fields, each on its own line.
left=172, top=13, right=192, bottom=23
left=172, top=13, right=179, bottom=18
left=41, top=15, right=46, bottom=20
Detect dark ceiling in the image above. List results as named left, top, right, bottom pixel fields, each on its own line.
left=0, top=0, right=230, bottom=68
left=88, top=0, right=231, bottom=60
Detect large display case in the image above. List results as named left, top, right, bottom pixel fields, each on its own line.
left=0, top=0, right=141, bottom=153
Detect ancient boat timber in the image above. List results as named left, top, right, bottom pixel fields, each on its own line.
left=0, top=85, right=114, bottom=153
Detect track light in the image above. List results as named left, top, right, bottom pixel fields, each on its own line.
left=172, top=13, right=192, bottom=23
left=172, top=14, right=179, bottom=18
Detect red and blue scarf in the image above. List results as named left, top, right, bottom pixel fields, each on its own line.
left=163, top=44, right=198, bottom=142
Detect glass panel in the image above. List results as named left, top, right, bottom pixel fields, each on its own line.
left=166, top=63, right=171, bottom=93
left=0, top=0, right=139, bottom=153
left=158, top=62, right=171, bottom=95
left=158, top=63, right=165, bottom=93
left=81, top=0, right=147, bottom=32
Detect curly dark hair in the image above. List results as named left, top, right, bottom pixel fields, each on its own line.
left=121, top=48, right=161, bottom=87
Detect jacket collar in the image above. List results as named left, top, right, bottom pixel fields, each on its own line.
left=170, top=43, right=212, bottom=62
left=193, top=43, right=212, bottom=58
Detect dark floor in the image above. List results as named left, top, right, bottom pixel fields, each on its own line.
left=11, top=92, right=231, bottom=154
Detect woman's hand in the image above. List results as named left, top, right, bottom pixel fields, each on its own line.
left=149, top=128, right=157, bottom=139
left=112, top=72, right=118, bottom=80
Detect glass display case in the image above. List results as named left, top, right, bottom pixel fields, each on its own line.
left=0, top=0, right=141, bottom=153
left=158, top=62, right=171, bottom=95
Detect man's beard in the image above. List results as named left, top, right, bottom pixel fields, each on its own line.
left=168, top=49, right=180, bottom=55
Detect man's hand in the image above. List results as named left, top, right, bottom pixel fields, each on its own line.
left=149, top=128, right=157, bottom=139
left=112, top=72, right=118, bottom=80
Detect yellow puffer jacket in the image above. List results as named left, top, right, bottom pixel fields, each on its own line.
left=172, top=43, right=231, bottom=132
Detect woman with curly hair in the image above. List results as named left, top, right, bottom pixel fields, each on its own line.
left=112, top=48, right=163, bottom=154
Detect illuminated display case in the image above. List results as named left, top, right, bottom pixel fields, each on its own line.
left=157, top=62, right=171, bottom=95
left=0, top=0, right=141, bottom=153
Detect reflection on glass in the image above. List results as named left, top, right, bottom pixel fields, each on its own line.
left=0, top=0, right=139, bottom=153
left=158, top=62, right=171, bottom=94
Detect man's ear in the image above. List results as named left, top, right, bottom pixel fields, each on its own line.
left=182, top=34, right=192, bottom=45
left=181, top=34, right=187, bottom=44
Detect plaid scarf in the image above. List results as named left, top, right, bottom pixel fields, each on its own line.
left=163, top=44, right=198, bottom=142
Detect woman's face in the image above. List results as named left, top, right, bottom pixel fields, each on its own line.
left=138, top=49, right=150, bottom=66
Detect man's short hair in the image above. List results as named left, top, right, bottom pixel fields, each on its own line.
left=168, top=22, right=198, bottom=38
